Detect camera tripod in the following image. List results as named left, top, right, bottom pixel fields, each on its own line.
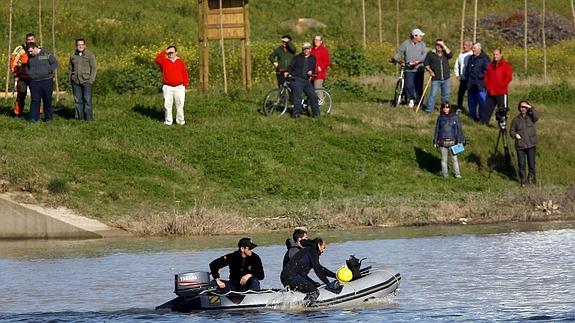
left=488, top=121, right=516, bottom=179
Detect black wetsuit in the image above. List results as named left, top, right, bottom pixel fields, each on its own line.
left=281, top=239, right=313, bottom=268
left=280, top=246, right=335, bottom=293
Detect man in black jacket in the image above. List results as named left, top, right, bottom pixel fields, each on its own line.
left=287, top=42, right=319, bottom=118
left=280, top=237, right=336, bottom=303
left=282, top=228, right=309, bottom=268
left=209, top=237, right=265, bottom=292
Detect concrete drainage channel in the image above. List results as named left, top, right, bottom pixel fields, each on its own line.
left=0, top=194, right=129, bottom=239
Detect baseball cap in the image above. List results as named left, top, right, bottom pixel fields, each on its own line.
left=281, top=35, right=292, bottom=42
left=238, top=237, right=257, bottom=249
left=302, top=42, right=312, bottom=49
left=411, top=28, right=425, bottom=36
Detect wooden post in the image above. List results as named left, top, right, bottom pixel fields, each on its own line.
left=361, top=0, right=366, bottom=47
left=5, top=0, right=14, bottom=97
left=542, top=0, right=547, bottom=82
left=460, top=0, right=466, bottom=51
left=244, top=0, right=252, bottom=89
left=200, top=0, right=209, bottom=92
left=473, top=0, right=478, bottom=43
left=524, top=0, right=528, bottom=71
left=377, top=0, right=382, bottom=43
left=52, top=0, right=59, bottom=102
left=395, top=0, right=399, bottom=48
left=218, top=0, right=228, bottom=94
left=38, top=0, right=43, bottom=47
left=571, top=0, right=575, bottom=31
left=240, top=40, right=246, bottom=87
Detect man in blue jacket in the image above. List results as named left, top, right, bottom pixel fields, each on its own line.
left=464, top=42, right=490, bottom=122
left=27, top=43, right=58, bottom=123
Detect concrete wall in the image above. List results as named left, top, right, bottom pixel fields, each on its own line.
left=0, top=195, right=128, bottom=239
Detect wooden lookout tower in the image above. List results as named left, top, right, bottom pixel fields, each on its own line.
left=198, top=0, right=252, bottom=91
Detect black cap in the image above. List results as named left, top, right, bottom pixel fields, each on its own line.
left=238, top=237, right=257, bottom=249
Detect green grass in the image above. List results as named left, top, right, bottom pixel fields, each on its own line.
left=0, top=82, right=573, bottom=228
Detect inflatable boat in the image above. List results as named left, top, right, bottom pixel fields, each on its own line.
left=156, top=264, right=401, bottom=312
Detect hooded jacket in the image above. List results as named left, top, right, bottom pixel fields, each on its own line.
left=433, top=113, right=466, bottom=147
left=510, top=107, right=539, bottom=149
left=484, top=58, right=513, bottom=96
left=310, top=43, right=330, bottom=80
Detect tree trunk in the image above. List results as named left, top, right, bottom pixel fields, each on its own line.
left=38, top=0, right=43, bottom=47
left=395, top=0, right=400, bottom=74
left=524, top=0, right=528, bottom=71
left=542, top=0, right=547, bottom=82
left=5, top=0, right=14, bottom=97
left=460, top=0, right=466, bottom=51
left=52, top=0, right=59, bottom=102
left=219, top=0, right=227, bottom=94
left=378, top=0, right=382, bottom=43
left=473, top=0, right=478, bottom=43
left=571, top=0, right=575, bottom=31
left=361, top=0, right=366, bottom=47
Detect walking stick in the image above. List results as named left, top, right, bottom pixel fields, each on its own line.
left=416, top=75, right=433, bottom=112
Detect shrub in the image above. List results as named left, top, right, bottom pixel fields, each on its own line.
left=48, top=178, right=69, bottom=194
left=527, top=82, right=575, bottom=104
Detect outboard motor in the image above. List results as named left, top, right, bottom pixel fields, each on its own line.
left=174, top=271, right=212, bottom=298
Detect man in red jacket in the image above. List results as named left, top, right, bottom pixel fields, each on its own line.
left=155, top=45, right=189, bottom=126
left=310, top=35, right=330, bottom=102
left=483, top=48, right=512, bottom=126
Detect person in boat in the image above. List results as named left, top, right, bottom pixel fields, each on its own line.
left=282, top=227, right=311, bottom=268
left=280, top=237, right=336, bottom=302
left=209, top=237, right=265, bottom=292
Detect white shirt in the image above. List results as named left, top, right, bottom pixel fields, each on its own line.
left=454, top=51, right=472, bottom=80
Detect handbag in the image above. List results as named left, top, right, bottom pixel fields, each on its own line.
left=450, top=143, right=465, bottom=155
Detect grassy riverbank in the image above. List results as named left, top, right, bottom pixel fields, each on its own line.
left=1, top=80, right=574, bottom=235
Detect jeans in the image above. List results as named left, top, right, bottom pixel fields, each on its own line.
left=404, top=70, right=424, bottom=102
left=29, top=78, right=54, bottom=122
left=162, top=84, right=186, bottom=125
left=467, top=86, right=487, bottom=121
left=290, top=77, right=319, bottom=117
left=72, top=82, right=93, bottom=121
left=516, top=146, right=536, bottom=184
left=217, top=278, right=261, bottom=292
left=425, top=79, right=451, bottom=112
left=440, top=146, right=461, bottom=178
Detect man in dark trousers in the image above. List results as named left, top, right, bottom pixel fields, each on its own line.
left=209, top=237, right=265, bottom=292
left=287, top=42, right=319, bottom=118
left=27, top=42, right=58, bottom=123
left=280, top=237, right=336, bottom=304
left=268, top=35, right=296, bottom=87
left=483, top=48, right=513, bottom=125
left=10, top=33, right=36, bottom=119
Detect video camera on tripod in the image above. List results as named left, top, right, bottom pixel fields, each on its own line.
left=495, top=106, right=509, bottom=130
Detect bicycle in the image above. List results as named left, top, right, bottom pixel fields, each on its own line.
left=263, top=75, right=332, bottom=116
left=389, top=58, right=410, bottom=107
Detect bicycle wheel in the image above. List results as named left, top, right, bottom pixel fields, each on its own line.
left=392, top=79, right=404, bottom=107
left=263, top=88, right=288, bottom=116
left=316, top=89, right=332, bottom=114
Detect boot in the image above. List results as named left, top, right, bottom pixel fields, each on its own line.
left=304, top=290, right=319, bottom=306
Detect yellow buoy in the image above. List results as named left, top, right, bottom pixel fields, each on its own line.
left=336, top=266, right=353, bottom=282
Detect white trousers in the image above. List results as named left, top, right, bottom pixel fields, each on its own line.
left=162, top=84, right=186, bottom=125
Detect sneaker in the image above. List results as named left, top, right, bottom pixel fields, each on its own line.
left=408, top=100, right=415, bottom=108
left=164, top=122, right=173, bottom=126
left=455, top=175, right=462, bottom=179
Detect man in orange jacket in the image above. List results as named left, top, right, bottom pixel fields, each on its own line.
left=483, top=48, right=513, bottom=126
left=155, top=45, right=189, bottom=126
left=10, top=33, right=36, bottom=119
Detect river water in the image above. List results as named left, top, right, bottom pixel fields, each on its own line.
left=1, top=222, right=574, bottom=322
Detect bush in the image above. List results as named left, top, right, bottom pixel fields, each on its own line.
left=527, top=82, right=575, bottom=104
left=48, top=178, right=69, bottom=194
